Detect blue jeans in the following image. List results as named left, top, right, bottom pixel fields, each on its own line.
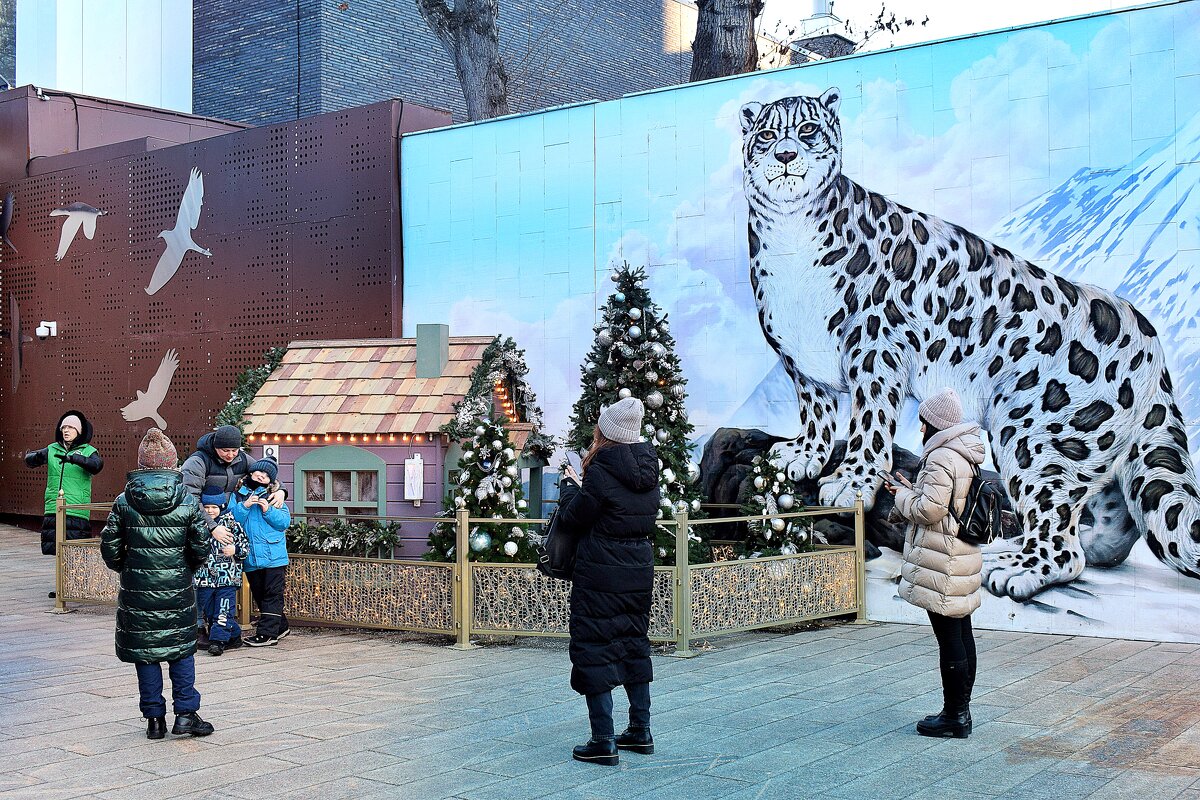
left=135, top=655, right=200, bottom=719
left=196, top=585, right=242, bottom=643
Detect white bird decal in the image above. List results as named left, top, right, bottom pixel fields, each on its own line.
left=50, top=203, right=107, bottom=261
left=145, top=169, right=211, bottom=295
left=121, top=349, right=180, bottom=429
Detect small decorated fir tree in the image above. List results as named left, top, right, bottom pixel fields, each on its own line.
left=566, top=263, right=707, bottom=564
left=738, top=454, right=812, bottom=557
left=426, top=417, right=536, bottom=562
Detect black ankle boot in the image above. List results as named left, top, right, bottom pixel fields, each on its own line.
left=172, top=712, right=215, bottom=737
left=616, top=727, right=654, bottom=754
left=146, top=716, right=166, bottom=740
left=917, top=660, right=971, bottom=738
left=573, top=737, right=618, bottom=766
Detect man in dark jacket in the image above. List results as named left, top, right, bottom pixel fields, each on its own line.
left=25, top=410, right=103, bottom=561
left=558, top=397, right=660, bottom=767
left=180, top=425, right=285, bottom=546
left=101, top=428, right=216, bottom=740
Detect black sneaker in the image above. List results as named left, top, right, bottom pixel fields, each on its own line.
left=172, top=712, right=214, bottom=737
left=207, top=642, right=225, bottom=656
left=225, top=636, right=243, bottom=650
left=277, top=628, right=291, bottom=640
left=243, top=634, right=278, bottom=647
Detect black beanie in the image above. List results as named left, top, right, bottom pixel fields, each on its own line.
left=213, top=425, right=242, bottom=450
left=249, top=457, right=278, bottom=482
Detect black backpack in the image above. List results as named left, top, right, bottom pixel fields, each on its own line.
left=948, top=464, right=1004, bottom=547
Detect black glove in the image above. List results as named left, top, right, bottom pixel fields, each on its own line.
left=58, top=452, right=81, bottom=465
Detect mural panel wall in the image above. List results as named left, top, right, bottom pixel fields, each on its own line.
left=402, top=0, right=1200, bottom=641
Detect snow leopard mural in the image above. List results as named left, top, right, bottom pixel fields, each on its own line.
left=739, top=88, right=1200, bottom=601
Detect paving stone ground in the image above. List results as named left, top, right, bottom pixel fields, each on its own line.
left=3, top=524, right=1200, bottom=799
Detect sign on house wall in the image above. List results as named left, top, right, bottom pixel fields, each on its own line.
left=401, top=0, right=1200, bottom=642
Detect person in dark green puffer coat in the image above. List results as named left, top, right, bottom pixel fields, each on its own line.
left=101, top=428, right=216, bottom=740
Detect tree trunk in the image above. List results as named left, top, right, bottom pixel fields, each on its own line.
left=689, top=0, right=765, bottom=82
left=416, top=0, right=511, bottom=121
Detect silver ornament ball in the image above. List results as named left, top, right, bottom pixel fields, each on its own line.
left=645, top=390, right=664, bottom=409
left=645, top=370, right=658, bottom=383
left=627, top=325, right=642, bottom=339
left=770, top=517, right=787, bottom=532
left=619, top=388, right=632, bottom=399
left=503, top=541, right=518, bottom=557
left=655, top=429, right=670, bottom=443
left=778, top=493, right=795, bottom=510
left=628, top=308, right=642, bottom=320
left=469, top=530, right=492, bottom=552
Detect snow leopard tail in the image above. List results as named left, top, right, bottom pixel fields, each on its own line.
left=1119, top=378, right=1200, bottom=580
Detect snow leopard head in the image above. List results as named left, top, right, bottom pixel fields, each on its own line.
left=741, top=88, right=842, bottom=208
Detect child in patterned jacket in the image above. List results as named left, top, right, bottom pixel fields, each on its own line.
left=196, top=488, right=249, bottom=656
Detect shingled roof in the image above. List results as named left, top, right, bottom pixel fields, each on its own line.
left=242, top=336, right=510, bottom=438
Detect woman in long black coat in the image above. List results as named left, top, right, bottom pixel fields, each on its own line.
left=558, top=397, right=661, bottom=767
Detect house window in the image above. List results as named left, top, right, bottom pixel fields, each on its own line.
left=294, top=445, right=387, bottom=522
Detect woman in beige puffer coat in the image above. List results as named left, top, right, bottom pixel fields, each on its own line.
left=884, top=387, right=984, bottom=740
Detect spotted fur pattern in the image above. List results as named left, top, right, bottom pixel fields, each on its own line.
left=740, top=88, right=1200, bottom=600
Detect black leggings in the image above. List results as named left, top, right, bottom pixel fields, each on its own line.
left=928, top=611, right=976, bottom=667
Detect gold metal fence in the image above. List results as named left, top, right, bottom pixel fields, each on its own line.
left=56, top=491, right=868, bottom=654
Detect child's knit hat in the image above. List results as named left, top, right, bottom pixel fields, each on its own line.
left=200, top=488, right=227, bottom=508
left=138, top=428, right=178, bottom=470
left=249, top=457, right=278, bottom=482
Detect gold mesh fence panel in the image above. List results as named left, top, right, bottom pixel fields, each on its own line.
left=470, top=565, right=676, bottom=640
left=61, top=540, right=119, bottom=603
left=690, top=549, right=858, bottom=636
left=285, top=555, right=454, bottom=632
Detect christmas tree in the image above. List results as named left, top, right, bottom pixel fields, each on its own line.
left=566, top=263, right=707, bottom=564
left=425, top=417, right=537, bottom=562
left=737, top=454, right=813, bottom=557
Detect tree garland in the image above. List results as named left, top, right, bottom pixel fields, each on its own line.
left=214, top=346, right=287, bottom=432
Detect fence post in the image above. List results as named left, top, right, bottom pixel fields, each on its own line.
left=238, top=575, right=252, bottom=627
left=450, top=508, right=475, bottom=649
left=53, top=490, right=67, bottom=613
left=672, top=510, right=695, bottom=657
left=853, top=491, right=869, bottom=624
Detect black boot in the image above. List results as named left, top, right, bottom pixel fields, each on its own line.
left=146, top=716, right=166, bottom=740
left=172, top=712, right=215, bottom=737
left=616, top=727, right=654, bottom=754
left=917, top=660, right=971, bottom=738
left=572, top=737, right=618, bottom=766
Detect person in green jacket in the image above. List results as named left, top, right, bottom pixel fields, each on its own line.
left=25, top=410, right=104, bottom=563
left=101, top=428, right=215, bottom=740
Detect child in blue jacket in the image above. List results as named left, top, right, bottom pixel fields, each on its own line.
left=231, top=458, right=291, bottom=647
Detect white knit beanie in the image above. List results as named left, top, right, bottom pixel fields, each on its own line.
left=60, top=414, right=83, bottom=434
left=598, top=397, right=644, bottom=444
left=918, top=387, right=964, bottom=431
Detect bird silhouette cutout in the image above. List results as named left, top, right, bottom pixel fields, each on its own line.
left=51, top=203, right=107, bottom=261
left=0, top=192, right=16, bottom=253
left=145, top=169, right=210, bottom=295
left=121, top=349, right=180, bottom=429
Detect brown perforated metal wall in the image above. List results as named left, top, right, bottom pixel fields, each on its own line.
left=0, top=100, right=450, bottom=516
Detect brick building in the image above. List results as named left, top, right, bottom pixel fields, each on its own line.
left=194, top=0, right=777, bottom=126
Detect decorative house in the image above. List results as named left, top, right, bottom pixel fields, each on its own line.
left=240, top=324, right=549, bottom=557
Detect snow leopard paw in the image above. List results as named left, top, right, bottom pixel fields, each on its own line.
left=982, top=539, right=1082, bottom=601
left=817, top=469, right=876, bottom=510
left=768, top=438, right=831, bottom=481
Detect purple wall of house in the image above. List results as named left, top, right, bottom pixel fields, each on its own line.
left=260, top=441, right=448, bottom=558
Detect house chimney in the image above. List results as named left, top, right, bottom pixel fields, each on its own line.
left=416, top=324, right=449, bottom=378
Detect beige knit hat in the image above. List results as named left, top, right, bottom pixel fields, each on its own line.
left=137, top=428, right=179, bottom=469
left=598, top=397, right=645, bottom=444
left=918, top=387, right=964, bottom=431
left=60, top=414, right=83, bottom=435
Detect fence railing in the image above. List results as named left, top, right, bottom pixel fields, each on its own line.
left=54, top=491, right=868, bottom=656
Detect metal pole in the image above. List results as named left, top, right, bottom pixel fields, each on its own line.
left=53, top=491, right=67, bottom=613
left=238, top=574, right=252, bottom=627
left=673, top=510, right=695, bottom=657
left=450, top=508, right=475, bottom=649
left=853, top=491, right=869, bottom=624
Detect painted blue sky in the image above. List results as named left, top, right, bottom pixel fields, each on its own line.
left=401, top=1, right=1200, bottom=449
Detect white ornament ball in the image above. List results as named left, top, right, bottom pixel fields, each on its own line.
left=517, top=499, right=528, bottom=510
left=659, top=319, right=670, bottom=332
left=619, top=388, right=632, bottom=399
left=687, top=461, right=700, bottom=483
left=454, top=496, right=466, bottom=508
left=492, top=440, right=503, bottom=450
left=660, top=496, right=673, bottom=509
left=628, top=308, right=642, bottom=320
left=670, top=384, right=685, bottom=398
left=645, top=390, right=664, bottom=409
left=662, top=467, right=676, bottom=484
left=649, top=343, right=667, bottom=358
left=778, top=493, right=795, bottom=510
left=597, top=329, right=613, bottom=347
left=644, top=423, right=656, bottom=435
left=475, top=486, right=490, bottom=501
left=499, top=492, right=514, bottom=505
left=770, top=517, right=787, bottom=532
left=645, top=370, right=658, bottom=383
left=475, top=426, right=486, bottom=436
left=504, top=448, right=515, bottom=460
left=754, top=476, right=766, bottom=490
left=776, top=472, right=787, bottom=483
left=503, top=541, right=519, bottom=557
left=464, top=450, right=474, bottom=461
left=469, top=530, right=492, bottom=552
left=506, top=465, right=519, bottom=477
left=596, top=377, right=608, bottom=389
left=627, top=325, right=642, bottom=339
left=691, top=498, right=701, bottom=511
left=655, top=429, right=670, bottom=443
left=501, top=476, right=513, bottom=488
